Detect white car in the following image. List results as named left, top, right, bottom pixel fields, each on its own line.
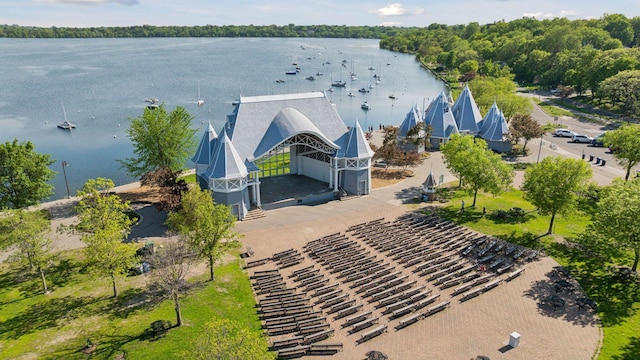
left=571, top=134, right=594, bottom=143
left=553, top=129, right=576, bottom=137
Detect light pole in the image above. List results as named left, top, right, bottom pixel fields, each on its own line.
left=536, top=134, right=544, bottom=163
left=61, top=161, right=70, bottom=198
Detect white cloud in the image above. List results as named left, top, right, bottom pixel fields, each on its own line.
left=373, top=3, right=407, bottom=17
left=34, top=0, right=138, bottom=5
left=523, top=9, right=579, bottom=19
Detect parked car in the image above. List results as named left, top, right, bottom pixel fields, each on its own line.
left=553, top=128, right=576, bottom=137
left=590, top=132, right=607, bottom=147
left=571, top=134, right=594, bottom=143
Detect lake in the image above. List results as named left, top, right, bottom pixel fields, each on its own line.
left=0, top=37, right=445, bottom=201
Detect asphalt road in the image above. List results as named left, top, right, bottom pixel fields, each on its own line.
left=523, top=92, right=632, bottom=181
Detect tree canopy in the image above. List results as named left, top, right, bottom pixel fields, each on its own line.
left=508, top=113, right=545, bottom=152
left=120, top=105, right=197, bottom=178
left=603, top=124, right=640, bottom=181
left=2, top=210, right=54, bottom=294
left=148, top=240, right=194, bottom=327
left=0, top=139, right=55, bottom=209
left=166, top=187, right=241, bottom=281
left=587, top=178, right=640, bottom=271
left=70, top=178, right=137, bottom=297
left=521, top=156, right=592, bottom=234
left=186, top=318, right=275, bottom=360
left=441, top=134, right=513, bottom=207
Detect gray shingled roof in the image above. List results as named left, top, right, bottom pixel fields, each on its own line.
left=251, top=106, right=340, bottom=161
left=191, top=122, right=218, bottom=165
left=337, top=120, right=374, bottom=159
left=452, top=85, right=482, bottom=134
left=398, top=104, right=422, bottom=137
left=423, top=171, right=436, bottom=188
left=479, top=103, right=509, bottom=141
left=424, top=91, right=459, bottom=139
left=228, top=92, right=348, bottom=164
left=203, top=130, right=248, bottom=180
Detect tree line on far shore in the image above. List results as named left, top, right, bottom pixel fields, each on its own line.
left=0, top=24, right=406, bottom=39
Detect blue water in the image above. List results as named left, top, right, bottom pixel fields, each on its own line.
left=0, top=38, right=445, bottom=201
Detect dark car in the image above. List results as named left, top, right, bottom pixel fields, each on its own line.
left=590, top=132, right=607, bottom=147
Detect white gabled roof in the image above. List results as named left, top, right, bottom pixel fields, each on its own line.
left=252, top=107, right=340, bottom=160
left=424, top=91, right=459, bottom=139
left=203, top=130, right=248, bottom=180
left=337, top=119, right=374, bottom=159
left=191, top=121, right=218, bottom=165
left=452, top=85, right=482, bottom=134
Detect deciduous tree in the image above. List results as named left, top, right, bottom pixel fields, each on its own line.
left=442, top=134, right=513, bottom=207
left=508, top=114, right=545, bottom=152
left=3, top=210, right=54, bottom=294
left=186, top=318, right=275, bottom=360
left=119, top=105, right=197, bottom=178
left=166, top=187, right=240, bottom=281
left=148, top=240, right=194, bottom=327
left=586, top=178, right=640, bottom=271
left=603, top=124, right=640, bottom=181
left=70, top=178, right=137, bottom=297
left=522, top=156, right=592, bottom=234
left=0, top=139, right=55, bottom=209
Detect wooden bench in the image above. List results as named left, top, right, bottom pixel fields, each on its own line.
left=276, top=345, right=309, bottom=357
left=505, top=268, right=525, bottom=282
left=265, top=322, right=298, bottom=335
left=425, top=300, right=450, bottom=317
left=251, top=269, right=279, bottom=278
left=341, top=311, right=372, bottom=328
left=291, top=265, right=315, bottom=277
left=246, top=257, right=271, bottom=268
left=460, top=287, right=484, bottom=302
left=271, top=335, right=304, bottom=349
left=413, top=293, right=440, bottom=311
left=298, top=323, right=330, bottom=335
left=358, top=324, right=388, bottom=343
left=333, top=304, right=363, bottom=320
left=326, top=299, right=356, bottom=314
left=303, top=328, right=334, bottom=344
left=395, top=312, right=424, bottom=330
left=320, top=294, right=349, bottom=309
left=308, top=342, right=343, bottom=354
left=350, top=316, right=379, bottom=333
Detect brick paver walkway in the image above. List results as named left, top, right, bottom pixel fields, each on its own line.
left=240, top=200, right=600, bottom=360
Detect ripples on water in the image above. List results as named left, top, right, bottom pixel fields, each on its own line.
left=0, top=38, right=445, bottom=201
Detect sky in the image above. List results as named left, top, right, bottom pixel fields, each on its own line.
left=1, top=0, right=639, bottom=28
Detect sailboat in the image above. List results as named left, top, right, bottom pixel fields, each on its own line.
left=57, top=101, right=76, bottom=130
left=196, top=81, right=204, bottom=106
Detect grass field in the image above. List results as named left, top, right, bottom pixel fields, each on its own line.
left=0, top=250, right=272, bottom=359
left=433, top=187, right=640, bottom=360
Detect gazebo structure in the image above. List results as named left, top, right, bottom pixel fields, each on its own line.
left=193, top=92, right=374, bottom=220
left=422, top=171, right=438, bottom=201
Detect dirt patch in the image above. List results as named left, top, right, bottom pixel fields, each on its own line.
left=371, top=168, right=414, bottom=189
left=117, top=186, right=162, bottom=204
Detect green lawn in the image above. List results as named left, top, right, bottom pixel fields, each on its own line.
left=532, top=97, right=574, bottom=118
left=432, top=187, right=640, bottom=360
left=0, top=250, right=272, bottom=359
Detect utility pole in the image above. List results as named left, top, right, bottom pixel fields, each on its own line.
left=61, top=161, right=70, bottom=198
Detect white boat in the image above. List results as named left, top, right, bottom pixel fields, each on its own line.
left=197, top=81, right=204, bottom=106
left=361, top=101, right=371, bottom=111
left=57, top=101, right=76, bottom=130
